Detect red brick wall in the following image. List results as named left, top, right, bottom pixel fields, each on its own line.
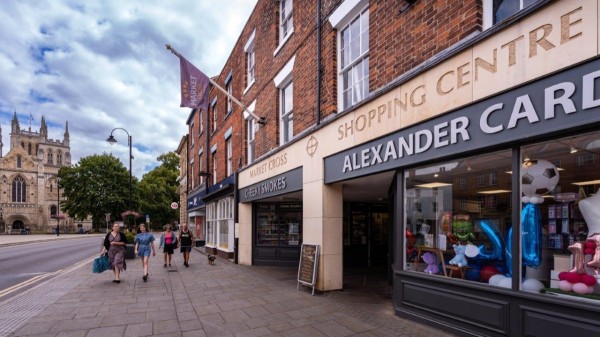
left=187, top=0, right=484, bottom=188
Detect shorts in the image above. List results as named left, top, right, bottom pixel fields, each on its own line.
left=137, top=245, right=151, bottom=257
left=163, top=243, right=174, bottom=255
left=180, top=246, right=192, bottom=253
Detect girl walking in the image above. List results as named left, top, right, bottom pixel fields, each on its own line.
left=134, top=224, right=156, bottom=281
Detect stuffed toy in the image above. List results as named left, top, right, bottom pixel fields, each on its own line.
left=422, top=252, right=439, bottom=274
left=449, top=244, right=468, bottom=267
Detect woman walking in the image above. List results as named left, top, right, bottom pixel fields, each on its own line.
left=100, top=223, right=128, bottom=283
left=134, top=224, right=155, bottom=282
left=159, top=225, right=177, bottom=267
left=178, top=224, right=194, bottom=267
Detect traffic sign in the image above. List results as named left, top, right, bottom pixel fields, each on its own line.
left=171, top=202, right=179, bottom=209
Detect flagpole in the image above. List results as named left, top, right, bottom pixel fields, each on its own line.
left=166, top=44, right=266, bottom=125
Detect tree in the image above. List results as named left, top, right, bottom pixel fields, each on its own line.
left=59, top=154, right=137, bottom=232
left=138, top=152, right=180, bottom=230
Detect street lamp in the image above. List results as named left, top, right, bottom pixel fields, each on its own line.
left=107, top=128, right=133, bottom=217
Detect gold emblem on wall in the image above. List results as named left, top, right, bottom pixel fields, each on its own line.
left=306, top=135, right=318, bottom=157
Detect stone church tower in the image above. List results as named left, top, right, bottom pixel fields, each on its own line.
left=0, top=112, right=82, bottom=234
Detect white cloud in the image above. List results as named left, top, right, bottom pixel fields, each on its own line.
left=0, top=0, right=257, bottom=178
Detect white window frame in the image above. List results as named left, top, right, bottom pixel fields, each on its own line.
left=212, top=147, right=218, bottom=185
left=276, top=0, right=294, bottom=54
left=330, top=0, right=370, bottom=111
left=226, top=136, right=232, bottom=177
left=212, top=98, right=218, bottom=133
left=199, top=111, right=204, bottom=135
left=246, top=100, right=257, bottom=164
left=217, top=197, right=234, bottom=251
left=274, top=56, right=296, bottom=145
left=206, top=202, right=217, bottom=247
left=482, top=0, right=540, bottom=30
left=244, top=30, right=256, bottom=93
left=226, top=81, right=233, bottom=114
left=280, top=81, right=294, bottom=145
left=190, top=158, right=195, bottom=189
left=190, top=122, right=195, bottom=147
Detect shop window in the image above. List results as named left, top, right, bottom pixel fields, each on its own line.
left=206, top=203, right=217, bottom=246
left=217, top=197, right=233, bottom=250
left=520, top=131, right=600, bottom=302
left=256, top=203, right=302, bottom=247
left=404, top=150, right=512, bottom=287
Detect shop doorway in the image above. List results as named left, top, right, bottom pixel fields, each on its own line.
left=340, top=171, right=395, bottom=292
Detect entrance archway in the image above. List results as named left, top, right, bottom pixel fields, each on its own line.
left=12, top=220, right=24, bottom=230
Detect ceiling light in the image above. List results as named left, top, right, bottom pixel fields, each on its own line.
left=415, top=182, right=452, bottom=189
left=572, top=180, right=600, bottom=186
left=477, top=190, right=512, bottom=194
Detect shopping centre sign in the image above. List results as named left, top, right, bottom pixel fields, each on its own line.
left=324, top=57, right=600, bottom=183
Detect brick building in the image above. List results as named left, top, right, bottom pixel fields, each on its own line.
left=182, top=0, right=600, bottom=335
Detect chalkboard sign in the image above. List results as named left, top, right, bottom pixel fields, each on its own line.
left=297, top=244, right=319, bottom=295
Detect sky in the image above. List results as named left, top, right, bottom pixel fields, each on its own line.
left=0, top=0, right=257, bottom=178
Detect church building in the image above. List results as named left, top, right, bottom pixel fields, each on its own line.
left=0, top=112, right=82, bottom=234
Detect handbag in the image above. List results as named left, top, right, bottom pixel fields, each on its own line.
left=93, top=254, right=110, bottom=273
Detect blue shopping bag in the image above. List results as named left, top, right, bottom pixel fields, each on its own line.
left=92, top=254, right=110, bottom=273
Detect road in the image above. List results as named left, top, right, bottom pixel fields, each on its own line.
left=0, top=236, right=104, bottom=300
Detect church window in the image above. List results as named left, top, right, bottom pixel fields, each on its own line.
left=47, top=150, right=53, bottom=164
left=16, top=155, right=21, bottom=168
left=51, top=205, right=57, bottom=216
left=50, top=183, right=53, bottom=192
left=12, top=176, right=26, bottom=203
left=57, top=151, right=63, bottom=165
left=28, top=143, right=32, bottom=155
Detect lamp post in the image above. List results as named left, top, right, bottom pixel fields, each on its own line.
left=107, top=128, right=133, bottom=221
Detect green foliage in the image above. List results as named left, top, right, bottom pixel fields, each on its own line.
left=124, top=230, right=136, bottom=244
left=138, top=151, right=180, bottom=231
left=59, top=154, right=138, bottom=232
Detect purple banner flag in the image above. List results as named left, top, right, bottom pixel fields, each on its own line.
left=179, top=55, right=210, bottom=109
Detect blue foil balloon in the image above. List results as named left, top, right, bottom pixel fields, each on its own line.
left=477, top=219, right=504, bottom=261
left=521, top=203, right=541, bottom=268
left=506, top=227, right=512, bottom=276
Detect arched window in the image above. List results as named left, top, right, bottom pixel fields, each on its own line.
left=28, top=143, right=32, bottom=155
left=16, top=155, right=21, bottom=168
left=51, top=205, right=57, bottom=216
left=50, top=183, right=53, bottom=192
left=47, top=150, right=53, bottom=164
left=57, top=151, right=63, bottom=165
left=12, top=176, right=26, bottom=203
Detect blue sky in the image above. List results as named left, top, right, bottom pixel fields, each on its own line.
left=0, top=0, right=256, bottom=178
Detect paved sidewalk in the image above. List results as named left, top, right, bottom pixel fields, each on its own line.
left=0, top=238, right=454, bottom=337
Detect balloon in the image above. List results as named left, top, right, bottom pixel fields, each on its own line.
left=559, top=280, right=573, bottom=292
left=587, top=286, right=595, bottom=294
left=521, top=159, right=559, bottom=197
left=480, top=265, right=500, bottom=282
left=572, top=283, right=589, bottom=294
left=581, top=274, right=597, bottom=286
left=499, top=278, right=512, bottom=288
left=586, top=234, right=600, bottom=270
left=489, top=274, right=506, bottom=286
left=522, top=278, right=544, bottom=292
left=506, top=227, right=513, bottom=276
left=568, top=242, right=585, bottom=274
left=477, top=219, right=505, bottom=261
left=464, top=266, right=480, bottom=281
left=521, top=203, right=541, bottom=267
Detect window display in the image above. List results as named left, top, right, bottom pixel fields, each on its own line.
left=403, top=131, right=600, bottom=301
left=405, top=150, right=512, bottom=283
left=256, top=203, right=302, bottom=247
left=521, top=132, right=600, bottom=300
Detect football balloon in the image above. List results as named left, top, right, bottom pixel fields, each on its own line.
left=521, top=159, right=559, bottom=197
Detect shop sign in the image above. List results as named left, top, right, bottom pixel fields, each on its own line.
left=187, top=190, right=206, bottom=209
left=324, top=57, right=600, bottom=183
left=239, top=167, right=302, bottom=202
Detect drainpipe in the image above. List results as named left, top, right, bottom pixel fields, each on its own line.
left=316, top=0, right=322, bottom=125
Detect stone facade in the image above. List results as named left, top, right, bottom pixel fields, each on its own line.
left=0, top=112, right=88, bottom=234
